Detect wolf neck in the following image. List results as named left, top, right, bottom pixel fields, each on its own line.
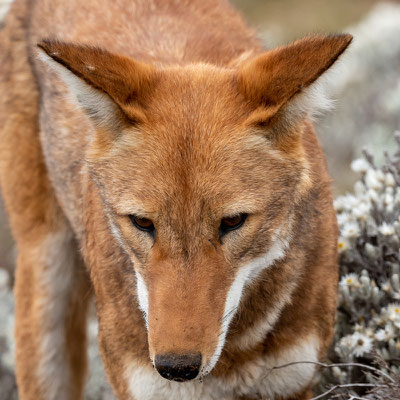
left=32, top=0, right=263, bottom=67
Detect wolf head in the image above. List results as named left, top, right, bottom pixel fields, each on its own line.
left=38, top=34, right=351, bottom=381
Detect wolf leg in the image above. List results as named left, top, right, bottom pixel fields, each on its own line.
left=14, top=223, right=91, bottom=400
left=0, top=3, right=91, bottom=396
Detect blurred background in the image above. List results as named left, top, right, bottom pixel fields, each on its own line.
left=0, top=0, right=399, bottom=398
left=234, top=0, right=400, bottom=195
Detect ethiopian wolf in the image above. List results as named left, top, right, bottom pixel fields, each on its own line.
left=0, top=0, right=351, bottom=399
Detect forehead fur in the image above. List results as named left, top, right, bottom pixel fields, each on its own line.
left=87, top=65, right=306, bottom=218
left=131, top=64, right=253, bottom=149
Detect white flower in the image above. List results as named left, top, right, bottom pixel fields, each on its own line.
left=385, top=172, right=396, bottom=186
left=354, top=181, right=366, bottom=197
left=353, top=323, right=364, bottom=332
left=336, top=212, right=351, bottom=227
left=337, top=237, right=351, bottom=253
left=387, top=303, right=400, bottom=327
left=353, top=324, right=374, bottom=338
left=363, top=327, right=375, bottom=338
left=376, top=169, right=386, bottom=182
left=334, top=197, right=348, bottom=212
left=365, top=169, right=383, bottom=190
left=347, top=194, right=362, bottom=207
left=350, top=332, right=373, bottom=357
left=341, top=221, right=360, bottom=239
left=375, top=323, right=396, bottom=341
left=367, top=188, right=379, bottom=203
left=338, top=332, right=373, bottom=358
left=352, top=201, right=371, bottom=221
left=340, top=273, right=360, bottom=288
left=378, top=222, right=395, bottom=236
left=384, top=192, right=394, bottom=207
left=351, top=158, right=369, bottom=173
left=385, top=186, right=394, bottom=195
left=375, top=329, right=387, bottom=341
left=337, top=335, right=353, bottom=351
left=334, top=194, right=359, bottom=212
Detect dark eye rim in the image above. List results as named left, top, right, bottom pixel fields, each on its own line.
left=219, top=213, right=248, bottom=236
left=129, top=215, right=156, bottom=236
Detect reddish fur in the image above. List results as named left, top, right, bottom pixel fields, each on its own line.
left=37, top=40, right=158, bottom=124
left=239, top=35, right=351, bottom=109
left=0, top=0, right=351, bottom=399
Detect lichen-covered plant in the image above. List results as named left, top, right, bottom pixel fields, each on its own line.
left=316, top=131, right=400, bottom=399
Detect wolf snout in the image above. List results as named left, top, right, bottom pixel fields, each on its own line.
left=154, top=352, right=202, bottom=382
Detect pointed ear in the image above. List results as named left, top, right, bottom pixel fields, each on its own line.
left=37, top=40, right=157, bottom=129
left=238, top=34, right=352, bottom=127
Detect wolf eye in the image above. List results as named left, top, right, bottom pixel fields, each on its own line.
left=129, top=215, right=155, bottom=235
left=219, top=213, right=248, bottom=236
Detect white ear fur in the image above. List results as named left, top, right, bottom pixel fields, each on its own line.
left=37, top=49, right=122, bottom=129
left=245, top=59, right=343, bottom=134
left=286, top=76, right=333, bottom=120
left=281, top=64, right=341, bottom=131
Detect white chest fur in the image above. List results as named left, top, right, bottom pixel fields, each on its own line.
left=125, top=334, right=319, bottom=400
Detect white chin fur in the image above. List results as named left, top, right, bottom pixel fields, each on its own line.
left=203, top=228, right=291, bottom=376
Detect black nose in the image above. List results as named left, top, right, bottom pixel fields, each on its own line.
left=154, top=352, right=202, bottom=382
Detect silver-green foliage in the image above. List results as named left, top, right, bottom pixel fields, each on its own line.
left=318, top=132, right=400, bottom=399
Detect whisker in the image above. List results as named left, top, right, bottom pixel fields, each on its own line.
left=221, top=305, right=239, bottom=323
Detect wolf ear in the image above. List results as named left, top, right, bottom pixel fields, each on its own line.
left=37, top=40, right=157, bottom=130
left=238, top=34, right=352, bottom=128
